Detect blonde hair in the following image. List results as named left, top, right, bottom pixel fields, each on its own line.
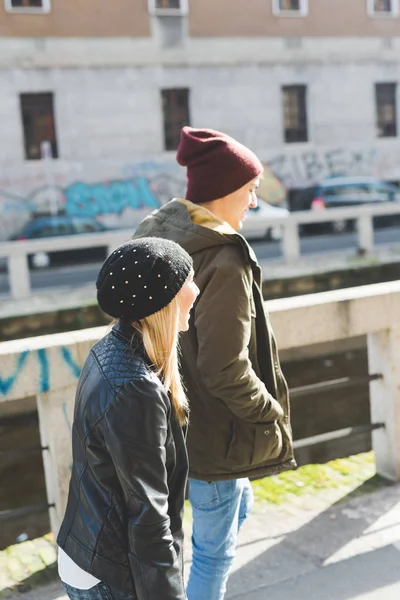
left=133, top=297, right=188, bottom=425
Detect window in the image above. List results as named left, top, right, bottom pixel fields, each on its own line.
left=272, top=0, right=308, bottom=16
left=282, top=85, right=308, bottom=143
left=375, top=83, right=397, bottom=137
left=367, top=0, right=399, bottom=16
left=5, top=0, right=51, bottom=13
left=148, top=0, right=188, bottom=16
left=161, top=89, right=190, bottom=151
left=20, top=93, right=58, bottom=160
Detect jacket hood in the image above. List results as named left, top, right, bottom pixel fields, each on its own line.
left=134, top=199, right=240, bottom=256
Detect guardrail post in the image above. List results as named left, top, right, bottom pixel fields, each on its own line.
left=357, top=214, right=374, bottom=255
left=37, top=385, right=77, bottom=536
left=367, top=327, right=400, bottom=481
left=282, top=218, right=300, bottom=262
left=8, top=254, right=31, bottom=299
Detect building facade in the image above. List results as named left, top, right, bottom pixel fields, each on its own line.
left=1, top=0, right=400, bottom=238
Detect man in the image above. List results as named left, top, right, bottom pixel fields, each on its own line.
left=134, top=127, right=295, bottom=600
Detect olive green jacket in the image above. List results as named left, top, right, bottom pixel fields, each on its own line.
left=134, top=199, right=296, bottom=480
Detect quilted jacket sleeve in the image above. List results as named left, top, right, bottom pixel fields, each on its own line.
left=103, top=375, right=186, bottom=600
left=194, top=248, right=284, bottom=424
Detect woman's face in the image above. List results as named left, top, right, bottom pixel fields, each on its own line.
left=177, top=271, right=199, bottom=332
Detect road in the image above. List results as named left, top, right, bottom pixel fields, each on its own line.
left=0, top=226, right=399, bottom=296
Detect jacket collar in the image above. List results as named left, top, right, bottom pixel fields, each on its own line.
left=175, top=199, right=236, bottom=235
left=112, top=320, right=137, bottom=344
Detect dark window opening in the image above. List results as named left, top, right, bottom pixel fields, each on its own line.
left=20, top=93, right=58, bottom=160
left=376, top=83, right=397, bottom=138
left=282, top=85, right=308, bottom=143
left=161, top=88, right=190, bottom=151
left=373, top=0, right=393, bottom=12
left=279, top=0, right=300, bottom=10
left=11, top=0, right=45, bottom=7
left=156, top=0, right=181, bottom=9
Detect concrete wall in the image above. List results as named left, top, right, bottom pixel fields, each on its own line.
left=1, top=280, right=400, bottom=533
left=2, top=55, right=400, bottom=240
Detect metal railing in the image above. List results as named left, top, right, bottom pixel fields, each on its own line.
left=0, top=203, right=400, bottom=301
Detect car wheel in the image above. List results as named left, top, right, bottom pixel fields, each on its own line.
left=31, top=251, right=51, bottom=269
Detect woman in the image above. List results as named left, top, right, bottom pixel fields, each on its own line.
left=57, top=237, right=199, bottom=600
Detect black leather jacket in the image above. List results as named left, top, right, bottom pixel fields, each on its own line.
left=57, top=321, right=188, bottom=599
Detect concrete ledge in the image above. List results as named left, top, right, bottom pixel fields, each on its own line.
left=268, top=279, right=400, bottom=350
left=1, top=246, right=400, bottom=322
left=258, top=244, right=400, bottom=281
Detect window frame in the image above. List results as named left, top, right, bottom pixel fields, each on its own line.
left=161, top=88, right=190, bottom=152
left=375, top=82, right=398, bottom=138
left=148, top=0, right=188, bottom=17
left=4, top=0, right=51, bottom=14
left=19, top=92, right=59, bottom=161
left=282, top=84, right=308, bottom=144
left=367, top=0, right=400, bottom=17
left=272, top=0, right=309, bottom=17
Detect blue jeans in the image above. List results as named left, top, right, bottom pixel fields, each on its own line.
left=186, top=477, right=254, bottom=600
left=62, top=582, right=136, bottom=600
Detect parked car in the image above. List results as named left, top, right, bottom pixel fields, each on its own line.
left=11, top=216, right=110, bottom=269
left=292, top=176, right=400, bottom=233
left=241, top=198, right=289, bottom=241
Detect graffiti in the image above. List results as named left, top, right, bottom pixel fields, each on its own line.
left=0, top=162, right=187, bottom=240
left=1, top=147, right=400, bottom=241
left=266, top=146, right=397, bottom=188
left=61, top=401, right=73, bottom=472
left=37, top=348, right=50, bottom=393
left=0, top=350, right=30, bottom=395
left=63, top=177, right=160, bottom=218
left=62, top=401, right=73, bottom=433
left=61, top=347, right=81, bottom=379
left=0, top=346, right=81, bottom=398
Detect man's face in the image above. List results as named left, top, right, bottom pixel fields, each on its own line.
left=221, top=176, right=260, bottom=231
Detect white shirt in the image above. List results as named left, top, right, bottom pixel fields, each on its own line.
left=58, top=547, right=101, bottom=590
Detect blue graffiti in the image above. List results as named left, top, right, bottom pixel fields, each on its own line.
left=38, top=348, right=50, bottom=393
left=62, top=401, right=72, bottom=433
left=64, top=177, right=160, bottom=217
left=0, top=350, right=30, bottom=395
left=0, top=346, right=82, bottom=397
left=62, top=401, right=73, bottom=472
left=61, top=347, right=81, bottom=379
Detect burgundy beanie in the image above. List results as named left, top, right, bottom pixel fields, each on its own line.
left=176, top=127, right=264, bottom=204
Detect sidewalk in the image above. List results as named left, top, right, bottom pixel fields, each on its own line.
left=6, top=477, right=400, bottom=600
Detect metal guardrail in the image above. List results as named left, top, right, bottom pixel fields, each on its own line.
left=293, top=423, right=385, bottom=450
left=1, top=202, right=400, bottom=301
left=0, top=373, right=384, bottom=522
left=290, top=373, right=382, bottom=398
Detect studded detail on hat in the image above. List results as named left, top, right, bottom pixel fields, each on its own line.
left=96, top=237, right=193, bottom=321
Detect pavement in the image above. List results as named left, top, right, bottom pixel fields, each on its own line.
left=5, top=478, right=400, bottom=600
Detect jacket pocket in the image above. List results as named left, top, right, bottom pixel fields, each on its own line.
left=226, top=420, right=283, bottom=469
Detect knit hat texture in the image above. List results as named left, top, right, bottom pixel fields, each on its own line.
left=96, top=238, right=193, bottom=321
left=176, top=126, right=263, bottom=204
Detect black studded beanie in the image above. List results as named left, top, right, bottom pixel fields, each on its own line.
left=96, top=238, right=193, bottom=321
